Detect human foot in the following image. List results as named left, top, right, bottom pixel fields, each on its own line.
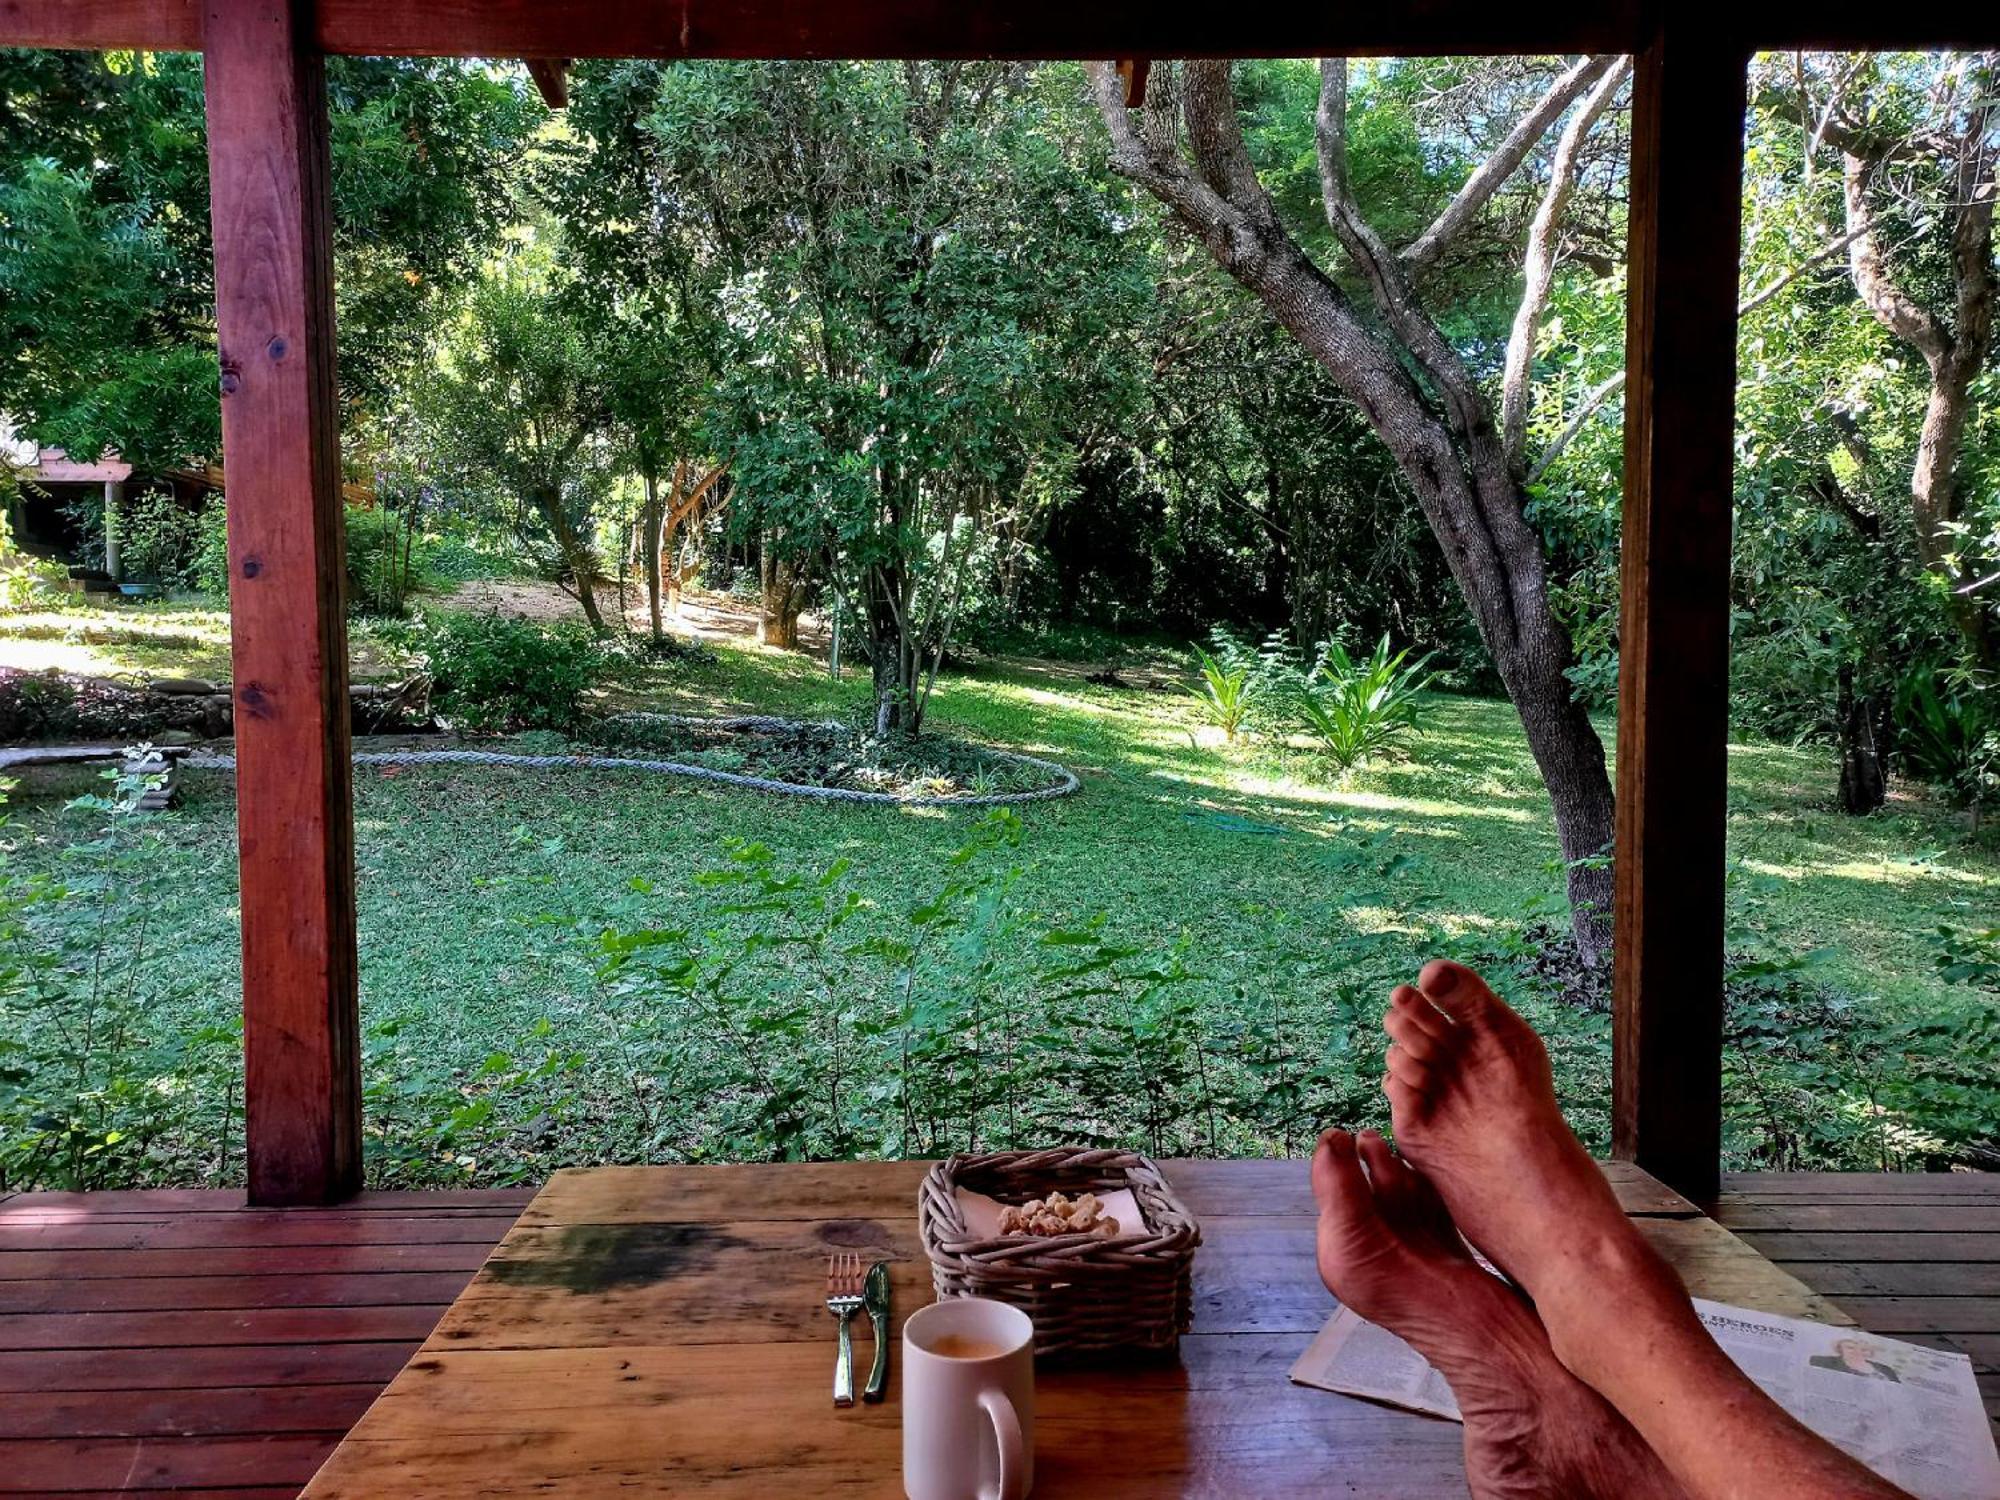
left=1378, top=964, right=1914, bottom=1500
left=1313, top=1128, right=1687, bottom=1500
left=1378, top=961, right=1664, bottom=1358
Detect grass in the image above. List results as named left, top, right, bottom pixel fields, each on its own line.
left=2, top=602, right=1995, bottom=1185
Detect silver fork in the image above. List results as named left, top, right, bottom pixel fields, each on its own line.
left=825, top=1251, right=865, bottom=1408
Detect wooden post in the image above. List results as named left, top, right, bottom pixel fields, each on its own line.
left=204, top=0, right=361, bottom=1204
left=102, top=480, right=124, bottom=583
left=1612, top=28, right=1748, bottom=1204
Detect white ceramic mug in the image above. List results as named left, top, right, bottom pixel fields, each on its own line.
left=901, top=1297, right=1035, bottom=1500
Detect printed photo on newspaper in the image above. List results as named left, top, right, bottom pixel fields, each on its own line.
left=1291, top=1297, right=2000, bottom=1500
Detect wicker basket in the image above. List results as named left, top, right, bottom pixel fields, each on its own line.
left=917, top=1147, right=1200, bottom=1355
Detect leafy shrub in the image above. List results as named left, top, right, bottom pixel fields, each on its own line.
left=118, top=491, right=206, bottom=588
left=0, top=555, right=75, bottom=612
left=344, top=505, right=419, bottom=617
left=0, top=767, right=239, bottom=1190
left=1291, top=635, right=1436, bottom=771
left=1895, top=666, right=1996, bottom=815
left=192, top=500, right=460, bottom=616
left=1185, top=640, right=1258, bottom=740
left=403, top=610, right=608, bottom=733
left=1936, top=925, right=2000, bottom=989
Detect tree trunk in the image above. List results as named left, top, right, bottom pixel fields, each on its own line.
left=758, top=547, right=804, bottom=650
left=1835, top=662, right=1888, bottom=815
left=1094, top=61, right=1618, bottom=963
left=641, top=471, right=666, bottom=642
left=531, top=486, right=605, bottom=633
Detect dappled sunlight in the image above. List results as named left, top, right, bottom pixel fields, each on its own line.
left=1737, top=854, right=1996, bottom=891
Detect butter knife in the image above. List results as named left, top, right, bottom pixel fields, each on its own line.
left=861, top=1259, right=891, bottom=1402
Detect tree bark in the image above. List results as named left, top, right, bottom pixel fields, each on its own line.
left=641, top=470, right=666, bottom=641
left=758, top=545, right=804, bottom=650
left=1094, top=60, right=1619, bottom=963
left=531, top=484, right=604, bottom=632
left=1835, top=661, right=1887, bottom=815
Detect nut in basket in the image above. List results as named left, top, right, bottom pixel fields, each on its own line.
left=918, top=1147, right=1200, bottom=1356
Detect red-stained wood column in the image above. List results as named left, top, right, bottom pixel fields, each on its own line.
left=203, top=0, right=361, bottom=1205
left=1612, top=27, right=1749, bottom=1204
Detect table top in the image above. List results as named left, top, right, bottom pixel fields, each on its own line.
left=300, top=1159, right=1850, bottom=1498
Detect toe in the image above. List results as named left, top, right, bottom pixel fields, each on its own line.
left=1385, top=1042, right=1433, bottom=1093
left=1383, top=1071, right=1426, bottom=1122
left=1388, top=984, right=1450, bottom=1041
left=1355, top=1127, right=1399, bottom=1184
left=1385, top=1005, right=1442, bottom=1061
left=1313, top=1129, right=1399, bottom=1298
left=1417, top=959, right=1500, bottom=1024
left=1311, top=1128, right=1366, bottom=1215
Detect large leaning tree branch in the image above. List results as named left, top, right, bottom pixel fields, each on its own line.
left=1500, top=57, right=1629, bottom=474
left=1400, top=54, right=1615, bottom=278
left=1316, top=58, right=1512, bottom=455
left=1091, top=58, right=1621, bottom=965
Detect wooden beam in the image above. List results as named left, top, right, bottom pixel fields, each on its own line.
left=0, top=0, right=200, bottom=50
left=4, top=0, right=1997, bottom=59
left=524, top=58, right=570, bottom=109
left=1612, top=25, right=1748, bottom=1205
left=203, top=0, right=362, bottom=1206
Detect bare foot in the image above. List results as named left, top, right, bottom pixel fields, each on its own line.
left=1313, top=1128, right=1686, bottom=1500
left=1378, top=960, right=1666, bottom=1368
left=1379, top=963, right=1914, bottom=1500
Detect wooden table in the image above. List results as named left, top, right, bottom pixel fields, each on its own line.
left=300, top=1160, right=1851, bottom=1497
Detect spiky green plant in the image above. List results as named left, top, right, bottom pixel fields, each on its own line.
left=1291, top=634, right=1435, bottom=772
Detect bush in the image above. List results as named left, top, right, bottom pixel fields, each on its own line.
left=1895, top=665, right=1996, bottom=815
left=0, top=555, right=76, bottom=612
left=1291, top=635, right=1436, bottom=772
left=1185, top=640, right=1258, bottom=740
left=405, top=611, right=609, bottom=733
left=0, top=768, right=239, bottom=1190
left=193, top=500, right=480, bottom=616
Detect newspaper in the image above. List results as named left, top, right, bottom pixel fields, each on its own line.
left=1290, top=1297, right=2000, bottom=1500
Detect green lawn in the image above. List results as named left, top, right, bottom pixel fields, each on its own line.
left=3, top=614, right=1995, bottom=1188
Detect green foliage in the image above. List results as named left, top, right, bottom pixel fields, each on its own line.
left=1935, top=926, right=2000, bottom=989
left=343, top=505, right=419, bottom=617
left=1895, top=667, right=1997, bottom=811
left=1185, top=641, right=1258, bottom=740
left=1291, top=635, right=1436, bottom=772
left=0, top=51, right=537, bottom=470
left=0, top=556, right=76, bottom=613
left=0, top=768, right=237, bottom=1190
left=397, top=611, right=616, bottom=733
left=585, top=811, right=1368, bottom=1161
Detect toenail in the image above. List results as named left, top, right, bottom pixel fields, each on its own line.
left=1426, top=964, right=1459, bottom=995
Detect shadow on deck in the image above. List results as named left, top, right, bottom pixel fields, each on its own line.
left=0, top=1173, right=1992, bottom=1494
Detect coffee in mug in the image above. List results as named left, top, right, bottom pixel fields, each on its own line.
left=902, top=1297, right=1034, bottom=1500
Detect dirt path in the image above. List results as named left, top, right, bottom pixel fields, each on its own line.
left=439, top=579, right=831, bottom=653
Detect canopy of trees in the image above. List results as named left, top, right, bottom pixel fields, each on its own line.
left=2, top=50, right=1994, bottom=945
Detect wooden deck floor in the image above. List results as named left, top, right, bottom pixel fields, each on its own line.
left=0, top=1172, right=1992, bottom=1495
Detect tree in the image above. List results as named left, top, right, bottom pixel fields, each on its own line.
left=422, top=245, right=616, bottom=630
left=1758, top=53, right=1998, bottom=678
left=625, top=61, right=1145, bottom=731
left=1092, top=58, right=1628, bottom=961
left=0, top=50, right=536, bottom=472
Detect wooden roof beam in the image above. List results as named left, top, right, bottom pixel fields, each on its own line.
left=2, top=1, right=1996, bottom=59
left=525, top=57, right=569, bottom=109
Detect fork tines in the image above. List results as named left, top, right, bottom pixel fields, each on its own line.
left=826, top=1250, right=863, bottom=1296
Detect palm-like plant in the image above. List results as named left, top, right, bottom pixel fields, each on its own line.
left=1186, top=642, right=1258, bottom=740
left=1292, top=635, right=1435, bottom=772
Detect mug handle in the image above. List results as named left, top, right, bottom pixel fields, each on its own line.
left=977, top=1388, right=1026, bottom=1500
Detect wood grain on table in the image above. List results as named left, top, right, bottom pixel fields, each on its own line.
left=300, top=1160, right=1844, bottom=1497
